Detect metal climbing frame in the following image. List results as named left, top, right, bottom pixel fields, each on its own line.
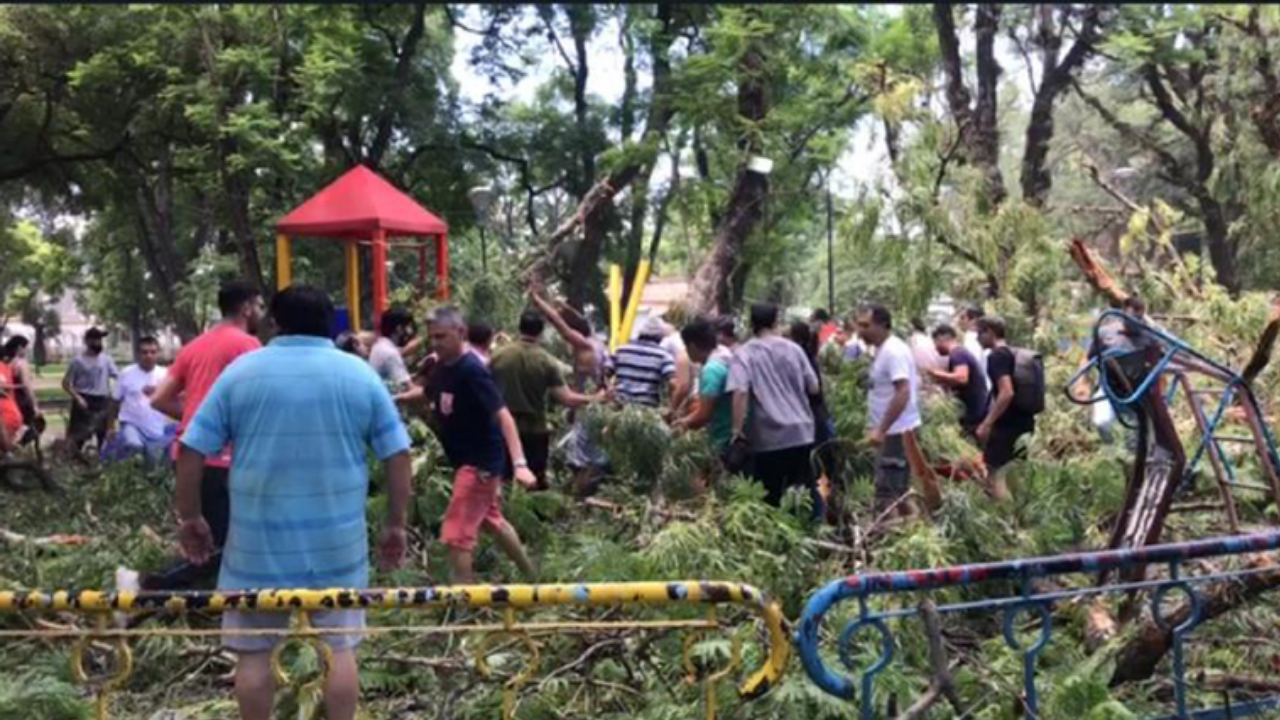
left=1067, top=309, right=1280, bottom=535
left=797, top=531, right=1280, bottom=720
left=0, top=581, right=790, bottom=720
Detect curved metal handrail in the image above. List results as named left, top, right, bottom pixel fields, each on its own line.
left=797, top=531, right=1280, bottom=717
left=1, top=579, right=790, bottom=700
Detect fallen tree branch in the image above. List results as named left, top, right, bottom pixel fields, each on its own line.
left=0, top=528, right=91, bottom=546
left=895, top=600, right=965, bottom=720
left=1068, top=237, right=1129, bottom=307
left=1192, top=671, right=1280, bottom=694
left=1241, top=296, right=1280, bottom=383
left=1111, top=556, right=1280, bottom=686
left=375, top=652, right=469, bottom=672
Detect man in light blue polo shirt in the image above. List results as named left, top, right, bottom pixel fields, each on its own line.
left=175, top=284, right=412, bottom=720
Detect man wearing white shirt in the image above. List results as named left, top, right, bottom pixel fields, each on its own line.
left=109, top=337, right=175, bottom=464
left=856, top=305, right=921, bottom=517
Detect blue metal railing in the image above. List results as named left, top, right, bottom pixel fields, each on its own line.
left=1065, top=310, right=1280, bottom=505
left=796, top=531, right=1280, bottom=720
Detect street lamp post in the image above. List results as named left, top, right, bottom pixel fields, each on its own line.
left=467, top=185, right=495, bottom=273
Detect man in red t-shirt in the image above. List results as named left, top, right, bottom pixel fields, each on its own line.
left=123, top=280, right=265, bottom=592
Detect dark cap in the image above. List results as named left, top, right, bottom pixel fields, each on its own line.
left=84, top=327, right=108, bottom=340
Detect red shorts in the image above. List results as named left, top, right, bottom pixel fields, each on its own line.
left=440, top=466, right=506, bottom=552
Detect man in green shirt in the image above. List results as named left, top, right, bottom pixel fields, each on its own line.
left=489, top=309, right=603, bottom=490
left=673, top=316, right=733, bottom=452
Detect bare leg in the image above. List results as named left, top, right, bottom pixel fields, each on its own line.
left=234, top=652, right=276, bottom=720
left=986, top=470, right=1013, bottom=502
left=324, top=649, right=359, bottom=720
left=486, top=520, right=535, bottom=580
left=447, top=545, right=476, bottom=584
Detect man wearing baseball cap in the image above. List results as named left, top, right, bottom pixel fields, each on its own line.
left=62, top=327, right=119, bottom=461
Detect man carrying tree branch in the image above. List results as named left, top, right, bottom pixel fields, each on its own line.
left=856, top=305, right=923, bottom=518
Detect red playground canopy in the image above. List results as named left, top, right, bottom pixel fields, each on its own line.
left=276, top=165, right=448, bottom=237
left=274, top=165, right=450, bottom=329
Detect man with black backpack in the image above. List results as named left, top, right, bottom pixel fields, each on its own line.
left=974, top=315, right=1044, bottom=501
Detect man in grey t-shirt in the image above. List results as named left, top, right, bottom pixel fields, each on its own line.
left=726, top=303, right=820, bottom=506
left=63, top=327, right=120, bottom=459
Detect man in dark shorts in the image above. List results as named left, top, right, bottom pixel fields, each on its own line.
left=118, top=281, right=265, bottom=594
left=928, top=324, right=989, bottom=434
left=62, top=327, right=119, bottom=460
left=975, top=315, right=1033, bottom=501
left=426, top=306, right=539, bottom=583
left=489, top=309, right=603, bottom=491
left=855, top=305, right=922, bottom=517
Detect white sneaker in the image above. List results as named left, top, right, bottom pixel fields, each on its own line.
left=113, top=567, right=140, bottom=628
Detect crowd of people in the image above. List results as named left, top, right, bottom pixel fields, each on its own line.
left=0, top=278, right=1057, bottom=720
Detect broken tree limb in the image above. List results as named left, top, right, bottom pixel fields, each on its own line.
left=1241, top=295, right=1280, bottom=384
left=895, top=600, right=965, bottom=720
left=1068, top=237, right=1129, bottom=307
left=1111, top=556, right=1280, bottom=686
left=1082, top=597, right=1118, bottom=653
left=0, top=528, right=91, bottom=546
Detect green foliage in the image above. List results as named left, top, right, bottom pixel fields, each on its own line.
left=583, top=403, right=671, bottom=492
left=0, top=669, right=90, bottom=720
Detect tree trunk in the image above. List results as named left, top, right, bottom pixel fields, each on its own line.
left=687, top=31, right=770, bottom=316
left=201, top=15, right=268, bottom=295
left=32, top=321, right=47, bottom=367
left=526, top=5, right=678, bottom=291
left=1197, top=189, right=1238, bottom=291
left=933, top=2, right=1005, bottom=209
left=367, top=3, right=428, bottom=169
left=972, top=3, right=1006, bottom=207
left=562, top=5, right=602, bottom=311
left=221, top=166, right=266, bottom=294
left=1111, top=557, right=1280, bottom=686
left=1019, top=5, right=1105, bottom=207
left=132, top=163, right=199, bottom=341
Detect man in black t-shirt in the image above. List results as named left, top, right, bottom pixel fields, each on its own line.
left=426, top=306, right=538, bottom=584
left=975, top=316, right=1033, bottom=501
left=928, top=324, right=989, bottom=433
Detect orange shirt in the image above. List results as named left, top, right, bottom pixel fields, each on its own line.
left=0, top=362, right=23, bottom=436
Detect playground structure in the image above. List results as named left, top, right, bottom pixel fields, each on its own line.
left=275, top=165, right=450, bottom=332
left=1067, top=311, right=1280, bottom=563
left=797, top=530, right=1280, bottom=720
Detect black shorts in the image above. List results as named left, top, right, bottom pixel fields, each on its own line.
left=515, top=431, right=551, bottom=489
left=67, top=394, right=111, bottom=446
left=985, top=425, right=1031, bottom=471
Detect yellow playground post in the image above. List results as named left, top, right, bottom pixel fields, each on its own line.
left=615, top=260, right=651, bottom=352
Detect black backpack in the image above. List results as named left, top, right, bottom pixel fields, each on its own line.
left=1010, top=347, right=1046, bottom=415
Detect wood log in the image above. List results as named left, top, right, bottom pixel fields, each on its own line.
left=1111, top=556, right=1280, bottom=686
left=1083, top=597, right=1118, bottom=653
left=1068, top=237, right=1129, bottom=307
left=1242, top=296, right=1280, bottom=384
left=895, top=600, right=965, bottom=720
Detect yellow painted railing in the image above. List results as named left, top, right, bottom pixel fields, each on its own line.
left=1, top=580, right=790, bottom=720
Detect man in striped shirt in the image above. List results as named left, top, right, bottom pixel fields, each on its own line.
left=176, top=285, right=412, bottom=720
left=612, top=316, right=676, bottom=408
